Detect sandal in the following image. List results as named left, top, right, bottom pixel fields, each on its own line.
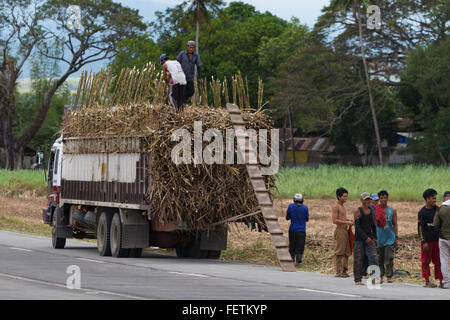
left=424, top=282, right=437, bottom=288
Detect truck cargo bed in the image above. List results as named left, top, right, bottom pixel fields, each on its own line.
left=60, top=135, right=151, bottom=207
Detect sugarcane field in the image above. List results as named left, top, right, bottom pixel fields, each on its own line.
left=0, top=0, right=449, bottom=307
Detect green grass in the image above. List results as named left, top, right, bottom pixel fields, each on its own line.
left=0, top=215, right=51, bottom=237
left=2, top=165, right=449, bottom=202
left=0, top=169, right=47, bottom=196
left=275, top=165, right=450, bottom=201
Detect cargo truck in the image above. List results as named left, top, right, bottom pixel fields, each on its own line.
left=42, top=135, right=227, bottom=259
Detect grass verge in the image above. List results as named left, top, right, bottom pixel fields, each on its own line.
left=275, top=165, right=450, bottom=201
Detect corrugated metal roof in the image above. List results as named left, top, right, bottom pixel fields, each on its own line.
left=284, top=137, right=332, bottom=152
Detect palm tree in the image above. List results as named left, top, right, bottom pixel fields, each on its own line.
left=331, top=0, right=384, bottom=165
left=182, top=0, right=227, bottom=55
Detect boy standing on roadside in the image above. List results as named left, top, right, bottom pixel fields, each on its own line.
left=433, top=191, right=450, bottom=289
left=418, top=188, right=443, bottom=288
left=376, top=190, right=398, bottom=283
left=332, top=187, right=354, bottom=277
left=286, top=193, right=309, bottom=266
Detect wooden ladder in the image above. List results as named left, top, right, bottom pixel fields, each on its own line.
left=226, top=103, right=296, bottom=272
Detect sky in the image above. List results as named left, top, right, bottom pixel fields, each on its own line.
left=121, top=0, right=330, bottom=27
left=18, top=0, right=330, bottom=80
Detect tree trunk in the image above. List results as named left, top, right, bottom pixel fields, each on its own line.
left=282, top=114, right=287, bottom=167
left=194, top=5, right=200, bottom=105
left=287, top=105, right=296, bottom=167
left=356, top=3, right=383, bottom=165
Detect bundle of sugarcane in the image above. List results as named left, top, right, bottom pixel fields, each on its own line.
left=62, top=64, right=276, bottom=232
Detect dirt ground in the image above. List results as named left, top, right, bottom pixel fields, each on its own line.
left=0, top=195, right=430, bottom=281
left=228, top=198, right=427, bottom=281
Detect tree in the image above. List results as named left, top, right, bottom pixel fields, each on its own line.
left=109, top=34, right=163, bottom=76
left=181, top=0, right=227, bottom=56
left=122, top=2, right=288, bottom=107
left=399, top=37, right=450, bottom=165
left=0, top=0, right=146, bottom=169
left=327, top=0, right=384, bottom=164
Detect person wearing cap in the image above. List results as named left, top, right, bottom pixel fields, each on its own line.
left=286, top=193, right=309, bottom=265
left=418, top=188, right=443, bottom=288
left=332, top=187, right=354, bottom=277
left=433, top=191, right=450, bottom=289
left=177, top=41, right=203, bottom=104
left=361, top=193, right=379, bottom=277
left=375, top=190, right=398, bottom=283
left=353, top=192, right=378, bottom=285
left=160, top=54, right=187, bottom=112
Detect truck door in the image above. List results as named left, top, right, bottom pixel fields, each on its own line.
left=47, top=150, right=55, bottom=193
left=52, top=148, right=62, bottom=187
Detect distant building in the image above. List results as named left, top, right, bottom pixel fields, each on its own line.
left=280, top=129, right=335, bottom=166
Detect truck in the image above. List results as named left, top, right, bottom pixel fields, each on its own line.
left=43, top=135, right=227, bottom=259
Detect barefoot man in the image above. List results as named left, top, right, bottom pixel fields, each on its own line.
left=332, top=187, right=354, bottom=277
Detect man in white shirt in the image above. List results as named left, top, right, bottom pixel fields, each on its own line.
left=160, top=54, right=187, bottom=112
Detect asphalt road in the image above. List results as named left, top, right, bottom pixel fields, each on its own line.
left=0, top=230, right=448, bottom=300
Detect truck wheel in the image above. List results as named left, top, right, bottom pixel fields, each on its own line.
left=51, top=209, right=66, bottom=249
left=110, top=213, right=130, bottom=258
left=186, top=238, right=208, bottom=259
left=207, top=250, right=221, bottom=259
left=175, top=246, right=189, bottom=258
left=129, top=248, right=143, bottom=258
left=97, top=211, right=113, bottom=256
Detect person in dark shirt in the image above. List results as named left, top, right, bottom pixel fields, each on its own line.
left=418, top=188, right=443, bottom=288
left=353, top=192, right=378, bottom=285
left=286, top=193, right=309, bottom=266
left=177, top=40, right=203, bottom=104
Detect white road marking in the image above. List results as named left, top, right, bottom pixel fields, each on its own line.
left=168, top=271, right=209, bottom=278
left=298, top=287, right=360, bottom=298
left=77, top=258, right=105, bottom=263
left=10, top=247, right=32, bottom=252
left=0, top=272, right=152, bottom=300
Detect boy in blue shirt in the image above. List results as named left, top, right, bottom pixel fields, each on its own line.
left=286, top=193, right=309, bottom=265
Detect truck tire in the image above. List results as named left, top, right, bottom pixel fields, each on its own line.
left=207, top=250, right=221, bottom=259
left=175, top=245, right=189, bottom=258
left=185, top=237, right=208, bottom=259
left=129, top=248, right=143, bottom=258
left=110, top=213, right=130, bottom=258
left=51, top=208, right=66, bottom=249
left=97, top=211, right=113, bottom=256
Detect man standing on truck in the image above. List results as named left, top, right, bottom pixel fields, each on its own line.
left=177, top=41, right=203, bottom=104
left=332, top=187, right=354, bottom=278
left=286, top=193, right=309, bottom=266
left=161, top=54, right=187, bottom=112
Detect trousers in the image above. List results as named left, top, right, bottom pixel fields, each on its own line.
left=377, top=245, right=394, bottom=278
left=354, top=240, right=378, bottom=282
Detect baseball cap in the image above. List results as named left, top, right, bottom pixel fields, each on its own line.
left=361, top=192, right=371, bottom=200
left=187, top=40, right=196, bottom=46
left=370, top=193, right=379, bottom=200
left=159, top=54, right=169, bottom=64
left=294, top=193, right=303, bottom=202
